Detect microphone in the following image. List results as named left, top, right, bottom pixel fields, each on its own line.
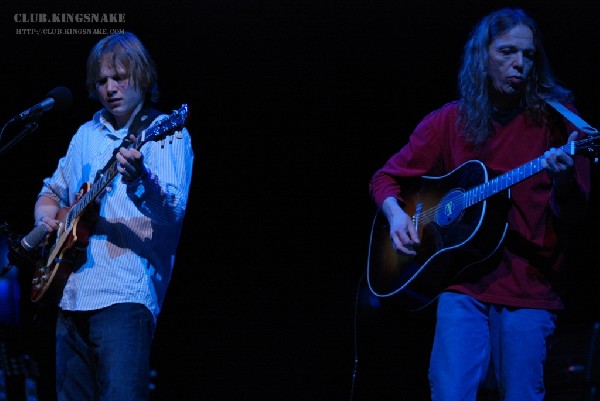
left=2, top=224, right=48, bottom=275
left=20, top=223, right=49, bottom=251
left=8, top=86, right=73, bottom=123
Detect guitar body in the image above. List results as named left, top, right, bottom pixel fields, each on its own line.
left=30, top=184, right=96, bottom=304
left=367, top=160, right=511, bottom=311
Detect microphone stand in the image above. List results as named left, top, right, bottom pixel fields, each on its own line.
left=0, top=113, right=42, bottom=157
left=0, top=115, right=42, bottom=274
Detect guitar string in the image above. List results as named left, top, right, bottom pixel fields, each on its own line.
left=409, top=136, right=597, bottom=228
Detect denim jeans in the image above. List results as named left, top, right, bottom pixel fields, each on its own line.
left=429, top=291, right=557, bottom=401
left=55, top=302, right=155, bottom=401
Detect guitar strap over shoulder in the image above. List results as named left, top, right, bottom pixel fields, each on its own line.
left=95, top=105, right=163, bottom=180
left=129, top=105, right=163, bottom=139
left=545, top=98, right=598, bottom=135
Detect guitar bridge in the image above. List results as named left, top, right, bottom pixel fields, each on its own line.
left=413, top=202, right=422, bottom=231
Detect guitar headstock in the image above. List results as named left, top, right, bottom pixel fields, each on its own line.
left=139, top=104, right=188, bottom=144
left=573, top=133, right=600, bottom=158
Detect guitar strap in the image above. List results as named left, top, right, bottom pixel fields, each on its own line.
left=545, top=98, right=598, bottom=135
left=95, top=104, right=162, bottom=180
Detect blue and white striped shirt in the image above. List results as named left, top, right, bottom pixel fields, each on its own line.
left=38, top=105, right=194, bottom=321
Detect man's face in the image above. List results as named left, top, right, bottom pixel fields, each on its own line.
left=95, top=58, right=144, bottom=127
left=488, top=24, right=535, bottom=97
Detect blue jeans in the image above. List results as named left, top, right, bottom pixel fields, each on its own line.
left=429, top=291, right=557, bottom=401
left=55, top=303, right=155, bottom=401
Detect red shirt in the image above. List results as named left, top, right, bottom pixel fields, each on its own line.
left=369, top=101, right=591, bottom=310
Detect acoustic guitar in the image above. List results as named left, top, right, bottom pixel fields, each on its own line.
left=367, top=134, right=599, bottom=311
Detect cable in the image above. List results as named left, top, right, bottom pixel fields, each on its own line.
left=349, top=271, right=366, bottom=401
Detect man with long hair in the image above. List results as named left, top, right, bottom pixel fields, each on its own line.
left=369, top=8, right=591, bottom=400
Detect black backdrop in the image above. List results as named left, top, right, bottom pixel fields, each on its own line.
left=1, top=1, right=600, bottom=400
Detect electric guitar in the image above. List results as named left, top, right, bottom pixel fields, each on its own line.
left=366, top=134, right=600, bottom=311
left=30, top=104, right=189, bottom=304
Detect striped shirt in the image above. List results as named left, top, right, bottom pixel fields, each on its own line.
left=38, top=104, right=194, bottom=321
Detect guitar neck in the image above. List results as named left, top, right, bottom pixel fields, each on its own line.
left=464, top=142, right=572, bottom=207
left=65, top=161, right=120, bottom=230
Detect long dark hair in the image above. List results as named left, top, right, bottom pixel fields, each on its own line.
left=457, top=8, right=572, bottom=145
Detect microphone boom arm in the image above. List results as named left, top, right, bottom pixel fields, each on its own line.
left=0, top=118, right=40, bottom=157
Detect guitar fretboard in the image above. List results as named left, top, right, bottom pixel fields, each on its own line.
left=463, top=141, right=576, bottom=207
left=65, top=160, right=120, bottom=230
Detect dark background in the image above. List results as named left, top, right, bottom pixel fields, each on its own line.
left=1, top=1, right=600, bottom=400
